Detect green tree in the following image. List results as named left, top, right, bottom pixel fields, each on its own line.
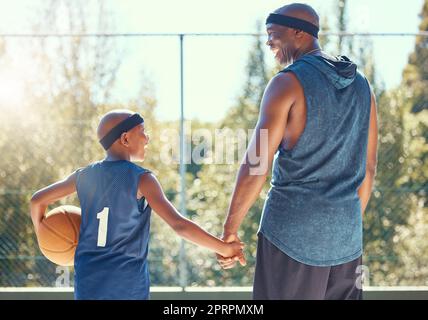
left=336, top=0, right=353, bottom=56
left=391, top=0, right=428, bottom=285
left=363, top=88, right=411, bottom=285
left=0, top=0, right=165, bottom=286
left=402, top=0, right=428, bottom=114
left=319, top=15, right=332, bottom=50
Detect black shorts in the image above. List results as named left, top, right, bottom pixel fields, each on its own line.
left=253, top=233, right=363, bottom=300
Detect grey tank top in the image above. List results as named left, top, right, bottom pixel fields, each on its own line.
left=259, top=54, right=371, bottom=266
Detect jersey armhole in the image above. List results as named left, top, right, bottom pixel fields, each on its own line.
left=136, top=169, right=152, bottom=201
left=74, top=167, right=85, bottom=192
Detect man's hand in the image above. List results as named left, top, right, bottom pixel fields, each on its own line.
left=216, top=233, right=247, bottom=269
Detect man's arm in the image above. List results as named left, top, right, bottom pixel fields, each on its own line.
left=358, top=89, right=378, bottom=216
left=223, top=72, right=298, bottom=237
left=30, top=172, right=78, bottom=233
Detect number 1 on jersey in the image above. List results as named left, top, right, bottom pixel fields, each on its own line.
left=97, top=207, right=109, bottom=247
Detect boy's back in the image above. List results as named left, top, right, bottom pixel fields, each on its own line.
left=75, top=159, right=151, bottom=300
left=30, top=110, right=244, bottom=300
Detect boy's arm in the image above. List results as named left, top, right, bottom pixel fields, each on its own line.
left=138, top=173, right=243, bottom=258
left=30, top=171, right=78, bottom=233
left=358, top=89, right=378, bottom=216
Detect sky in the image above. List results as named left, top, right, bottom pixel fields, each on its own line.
left=0, top=0, right=424, bottom=122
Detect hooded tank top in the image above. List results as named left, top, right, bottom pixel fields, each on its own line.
left=259, top=54, right=371, bottom=266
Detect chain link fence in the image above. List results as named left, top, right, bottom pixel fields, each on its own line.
left=0, top=32, right=427, bottom=288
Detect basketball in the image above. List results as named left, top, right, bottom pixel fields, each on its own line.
left=37, top=205, right=81, bottom=266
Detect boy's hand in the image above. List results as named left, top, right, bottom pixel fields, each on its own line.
left=30, top=171, right=78, bottom=233
left=217, top=233, right=247, bottom=269
left=220, top=240, right=244, bottom=260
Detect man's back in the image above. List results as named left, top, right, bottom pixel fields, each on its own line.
left=259, top=54, right=372, bottom=267
left=74, top=160, right=151, bottom=300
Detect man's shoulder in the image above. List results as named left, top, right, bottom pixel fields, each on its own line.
left=129, top=162, right=151, bottom=176
left=270, top=71, right=301, bottom=89
left=268, top=71, right=303, bottom=101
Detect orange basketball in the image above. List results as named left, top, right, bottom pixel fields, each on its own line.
left=37, top=205, right=81, bottom=266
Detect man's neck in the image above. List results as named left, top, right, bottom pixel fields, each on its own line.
left=293, top=43, right=321, bottom=61
left=105, top=150, right=130, bottom=161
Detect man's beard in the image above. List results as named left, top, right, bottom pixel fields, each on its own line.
left=280, top=46, right=294, bottom=66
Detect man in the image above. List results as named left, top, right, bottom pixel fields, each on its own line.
left=217, top=3, right=378, bottom=300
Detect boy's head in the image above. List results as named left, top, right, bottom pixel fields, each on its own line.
left=97, top=109, right=149, bottom=161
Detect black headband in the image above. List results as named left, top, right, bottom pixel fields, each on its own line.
left=99, top=113, right=144, bottom=150
left=266, top=13, right=319, bottom=39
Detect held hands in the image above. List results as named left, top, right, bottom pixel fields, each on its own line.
left=217, top=233, right=247, bottom=269
left=220, top=239, right=244, bottom=259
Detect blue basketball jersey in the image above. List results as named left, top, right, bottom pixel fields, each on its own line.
left=74, top=159, right=151, bottom=300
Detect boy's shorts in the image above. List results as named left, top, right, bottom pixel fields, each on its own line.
left=253, top=233, right=363, bottom=300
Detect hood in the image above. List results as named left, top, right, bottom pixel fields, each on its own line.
left=296, top=54, right=357, bottom=89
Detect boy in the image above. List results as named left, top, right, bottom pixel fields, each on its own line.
left=30, top=109, right=243, bottom=300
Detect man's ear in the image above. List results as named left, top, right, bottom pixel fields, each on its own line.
left=120, top=132, right=129, bottom=147
left=295, top=29, right=304, bottom=38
